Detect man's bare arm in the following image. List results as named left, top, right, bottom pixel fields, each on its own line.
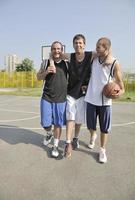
left=60, top=53, right=71, bottom=61
left=37, top=59, right=56, bottom=81
left=113, top=62, right=125, bottom=96
left=36, top=68, right=48, bottom=81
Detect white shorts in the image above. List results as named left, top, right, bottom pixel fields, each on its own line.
left=66, top=95, right=86, bottom=124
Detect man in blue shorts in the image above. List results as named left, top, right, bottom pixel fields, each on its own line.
left=85, top=37, right=125, bottom=163
left=37, top=41, right=69, bottom=158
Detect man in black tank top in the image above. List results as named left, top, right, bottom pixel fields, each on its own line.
left=37, top=41, right=69, bottom=158
left=64, top=34, right=94, bottom=158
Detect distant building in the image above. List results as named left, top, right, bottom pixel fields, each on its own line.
left=5, top=54, right=21, bottom=72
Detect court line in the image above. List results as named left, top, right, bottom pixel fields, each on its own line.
left=0, top=96, right=39, bottom=106
left=0, top=96, right=25, bottom=105
left=0, top=115, right=39, bottom=122
left=0, top=101, right=134, bottom=128
left=111, top=122, right=135, bottom=127
left=0, top=121, right=135, bottom=130
left=0, top=108, right=38, bottom=114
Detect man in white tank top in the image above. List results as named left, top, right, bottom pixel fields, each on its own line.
left=85, top=37, right=125, bottom=163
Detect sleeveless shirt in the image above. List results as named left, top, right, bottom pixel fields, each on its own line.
left=85, top=57, right=116, bottom=106
left=67, top=51, right=92, bottom=99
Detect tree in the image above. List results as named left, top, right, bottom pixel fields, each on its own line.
left=16, top=58, right=35, bottom=72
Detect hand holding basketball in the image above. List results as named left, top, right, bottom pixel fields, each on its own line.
left=103, top=82, right=121, bottom=99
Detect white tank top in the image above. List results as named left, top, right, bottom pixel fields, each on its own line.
left=85, top=58, right=116, bottom=106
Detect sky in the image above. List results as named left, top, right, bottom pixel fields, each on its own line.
left=0, top=0, right=135, bottom=72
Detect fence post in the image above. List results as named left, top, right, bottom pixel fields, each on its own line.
left=4, top=72, right=6, bottom=87
left=31, top=71, right=34, bottom=88
left=21, top=72, right=23, bottom=88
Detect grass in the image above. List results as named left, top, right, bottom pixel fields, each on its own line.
left=0, top=88, right=135, bottom=102
left=115, top=91, right=135, bottom=102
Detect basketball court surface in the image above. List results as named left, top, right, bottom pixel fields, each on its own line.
left=0, top=95, right=135, bottom=200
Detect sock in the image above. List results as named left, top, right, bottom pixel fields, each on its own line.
left=66, top=140, right=71, bottom=144
left=54, top=138, right=59, bottom=147
left=100, top=147, right=106, bottom=152
left=74, top=132, right=79, bottom=138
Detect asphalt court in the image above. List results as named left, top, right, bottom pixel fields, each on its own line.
left=0, top=95, right=135, bottom=200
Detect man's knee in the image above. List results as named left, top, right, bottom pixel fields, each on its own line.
left=43, top=125, right=52, bottom=131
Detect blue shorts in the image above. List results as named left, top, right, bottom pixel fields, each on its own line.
left=86, top=103, right=112, bottom=133
left=40, top=98, right=66, bottom=128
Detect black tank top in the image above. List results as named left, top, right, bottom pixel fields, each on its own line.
left=68, top=51, right=92, bottom=99
left=42, top=60, right=68, bottom=103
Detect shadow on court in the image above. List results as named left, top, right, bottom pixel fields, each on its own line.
left=0, top=96, right=135, bottom=200
left=77, top=140, right=99, bottom=163
left=0, top=125, right=50, bottom=158
left=0, top=125, right=65, bottom=160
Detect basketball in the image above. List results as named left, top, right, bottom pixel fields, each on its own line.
left=103, top=82, right=120, bottom=99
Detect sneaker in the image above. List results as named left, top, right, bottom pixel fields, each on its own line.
left=51, top=146, right=59, bottom=158
left=43, top=134, right=53, bottom=146
left=72, top=138, right=79, bottom=150
left=99, top=148, right=107, bottom=163
left=64, top=143, right=72, bottom=158
left=88, top=134, right=97, bottom=149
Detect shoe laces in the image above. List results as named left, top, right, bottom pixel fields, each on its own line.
left=46, top=134, right=52, bottom=141
left=100, top=148, right=106, bottom=157
left=73, top=138, right=78, bottom=144
left=53, top=146, right=58, bottom=151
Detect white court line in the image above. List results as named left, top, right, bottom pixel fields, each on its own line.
left=0, top=126, right=43, bottom=130
left=0, top=100, right=134, bottom=129
left=0, top=96, right=24, bottom=105
left=0, top=108, right=38, bottom=114
left=0, top=96, right=38, bottom=106
left=112, top=122, right=135, bottom=127
left=0, top=121, right=135, bottom=130
left=0, top=115, right=39, bottom=122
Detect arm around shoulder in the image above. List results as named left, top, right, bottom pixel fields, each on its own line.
left=91, top=51, right=97, bottom=60
left=60, top=53, right=71, bottom=61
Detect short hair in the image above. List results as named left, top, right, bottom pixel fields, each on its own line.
left=51, top=41, right=63, bottom=51
left=73, top=34, right=86, bottom=44
left=97, top=37, right=111, bottom=50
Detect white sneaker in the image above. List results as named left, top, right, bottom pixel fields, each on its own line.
left=43, top=134, right=53, bottom=146
left=88, top=134, right=97, bottom=149
left=99, top=148, right=107, bottom=163
left=51, top=146, right=59, bottom=158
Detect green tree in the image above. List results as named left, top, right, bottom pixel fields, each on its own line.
left=16, top=58, right=35, bottom=72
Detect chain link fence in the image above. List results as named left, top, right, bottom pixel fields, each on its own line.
left=0, top=72, right=42, bottom=88
left=0, top=72, right=135, bottom=92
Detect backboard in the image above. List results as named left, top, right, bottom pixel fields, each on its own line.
left=41, top=45, right=66, bottom=60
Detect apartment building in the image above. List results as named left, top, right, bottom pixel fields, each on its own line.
left=5, top=54, right=21, bottom=72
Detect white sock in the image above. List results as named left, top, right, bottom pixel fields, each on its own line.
left=54, top=138, right=59, bottom=147
left=66, top=140, right=71, bottom=144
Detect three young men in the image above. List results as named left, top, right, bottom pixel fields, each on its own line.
left=37, top=36, right=124, bottom=163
